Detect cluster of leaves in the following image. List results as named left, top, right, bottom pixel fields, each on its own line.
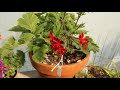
left=0, top=36, right=25, bottom=78
left=9, top=12, right=99, bottom=63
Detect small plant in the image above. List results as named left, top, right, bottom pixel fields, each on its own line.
left=0, top=36, right=25, bottom=78
left=75, top=62, right=120, bottom=78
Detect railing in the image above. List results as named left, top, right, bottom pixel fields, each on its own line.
left=88, top=31, right=120, bottom=72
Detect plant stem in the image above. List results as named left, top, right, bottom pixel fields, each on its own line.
left=59, top=12, right=66, bottom=35
left=73, top=23, right=85, bottom=34
left=75, top=15, right=80, bottom=27
left=74, top=12, right=85, bottom=33
left=63, top=12, right=66, bottom=20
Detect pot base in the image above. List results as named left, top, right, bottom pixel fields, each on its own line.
left=38, top=72, right=75, bottom=78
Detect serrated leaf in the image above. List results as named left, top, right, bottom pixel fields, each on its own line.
left=72, top=41, right=79, bottom=49
left=56, top=22, right=61, bottom=30
left=16, top=50, right=25, bottom=66
left=9, top=25, right=30, bottom=33
left=32, top=44, right=49, bottom=63
left=73, top=29, right=88, bottom=34
left=53, top=29, right=60, bottom=36
left=85, top=36, right=93, bottom=42
left=32, top=46, right=40, bottom=53
left=87, top=42, right=99, bottom=53
left=44, top=38, right=50, bottom=44
left=35, top=22, right=47, bottom=34
left=1, top=49, right=12, bottom=58
left=19, top=33, right=34, bottom=44
left=18, top=13, right=39, bottom=33
left=2, top=36, right=18, bottom=50
left=27, top=42, right=36, bottom=51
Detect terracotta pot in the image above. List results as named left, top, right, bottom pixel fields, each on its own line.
left=29, top=52, right=90, bottom=78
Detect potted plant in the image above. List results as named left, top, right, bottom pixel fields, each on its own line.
left=9, top=12, right=99, bottom=78
left=75, top=62, right=120, bottom=78
left=0, top=36, right=25, bottom=78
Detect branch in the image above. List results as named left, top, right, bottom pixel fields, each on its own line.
left=59, top=12, right=66, bottom=34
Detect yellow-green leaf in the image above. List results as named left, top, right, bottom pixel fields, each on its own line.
left=18, top=12, right=39, bottom=33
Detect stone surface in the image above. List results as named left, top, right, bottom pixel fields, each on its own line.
left=15, top=71, right=41, bottom=78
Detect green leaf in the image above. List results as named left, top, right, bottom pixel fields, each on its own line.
left=32, top=44, right=49, bottom=63
left=18, top=33, right=34, bottom=44
left=35, top=22, right=47, bottom=34
left=18, top=12, right=39, bottom=33
left=72, top=40, right=80, bottom=49
left=53, top=29, right=60, bottom=36
left=27, top=42, right=36, bottom=51
left=44, top=38, right=50, bottom=45
left=2, top=36, right=18, bottom=50
left=87, top=42, right=99, bottom=53
left=32, top=46, right=40, bottom=53
left=9, top=25, right=30, bottom=33
left=85, top=36, right=93, bottom=42
left=16, top=50, right=25, bottom=66
left=73, top=29, right=88, bottom=34
left=1, top=49, right=12, bottom=58
left=32, top=37, right=46, bottom=46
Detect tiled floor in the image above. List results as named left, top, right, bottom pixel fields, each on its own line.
left=15, top=71, right=41, bottom=78
left=15, top=71, right=76, bottom=78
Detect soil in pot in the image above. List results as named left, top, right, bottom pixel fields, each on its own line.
left=87, top=66, right=110, bottom=78
left=76, top=66, right=111, bottom=78
left=42, top=51, right=86, bottom=65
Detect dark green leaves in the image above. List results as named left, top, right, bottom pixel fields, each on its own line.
left=86, top=36, right=99, bottom=53
left=35, top=22, right=47, bottom=34
left=2, top=36, right=18, bottom=50
left=18, top=13, right=39, bottom=33
left=32, top=44, right=49, bottom=63
left=9, top=25, right=30, bottom=33
left=16, top=50, right=25, bottom=66
left=18, top=33, right=34, bottom=44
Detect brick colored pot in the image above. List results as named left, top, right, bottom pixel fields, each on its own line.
left=29, top=52, right=90, bottom=78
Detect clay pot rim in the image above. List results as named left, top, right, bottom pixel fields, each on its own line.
left=29, top=52, right=90, bottom=68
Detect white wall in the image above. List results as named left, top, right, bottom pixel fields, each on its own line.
left=0, top=12, right=120, bottom=72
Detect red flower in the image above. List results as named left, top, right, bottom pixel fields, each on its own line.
left=79, top=32, right=89, bottom=50
left=48, top=32, right=66, bottom=55
left=51, top=41, right=60, bottom=51
left=48, top=32, right=55, bottom=40
left=79, top=32, right=88, bottom=44
left=83, top=43, right=87, bottom=50
left=56, top=46, right=66, bottom=55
